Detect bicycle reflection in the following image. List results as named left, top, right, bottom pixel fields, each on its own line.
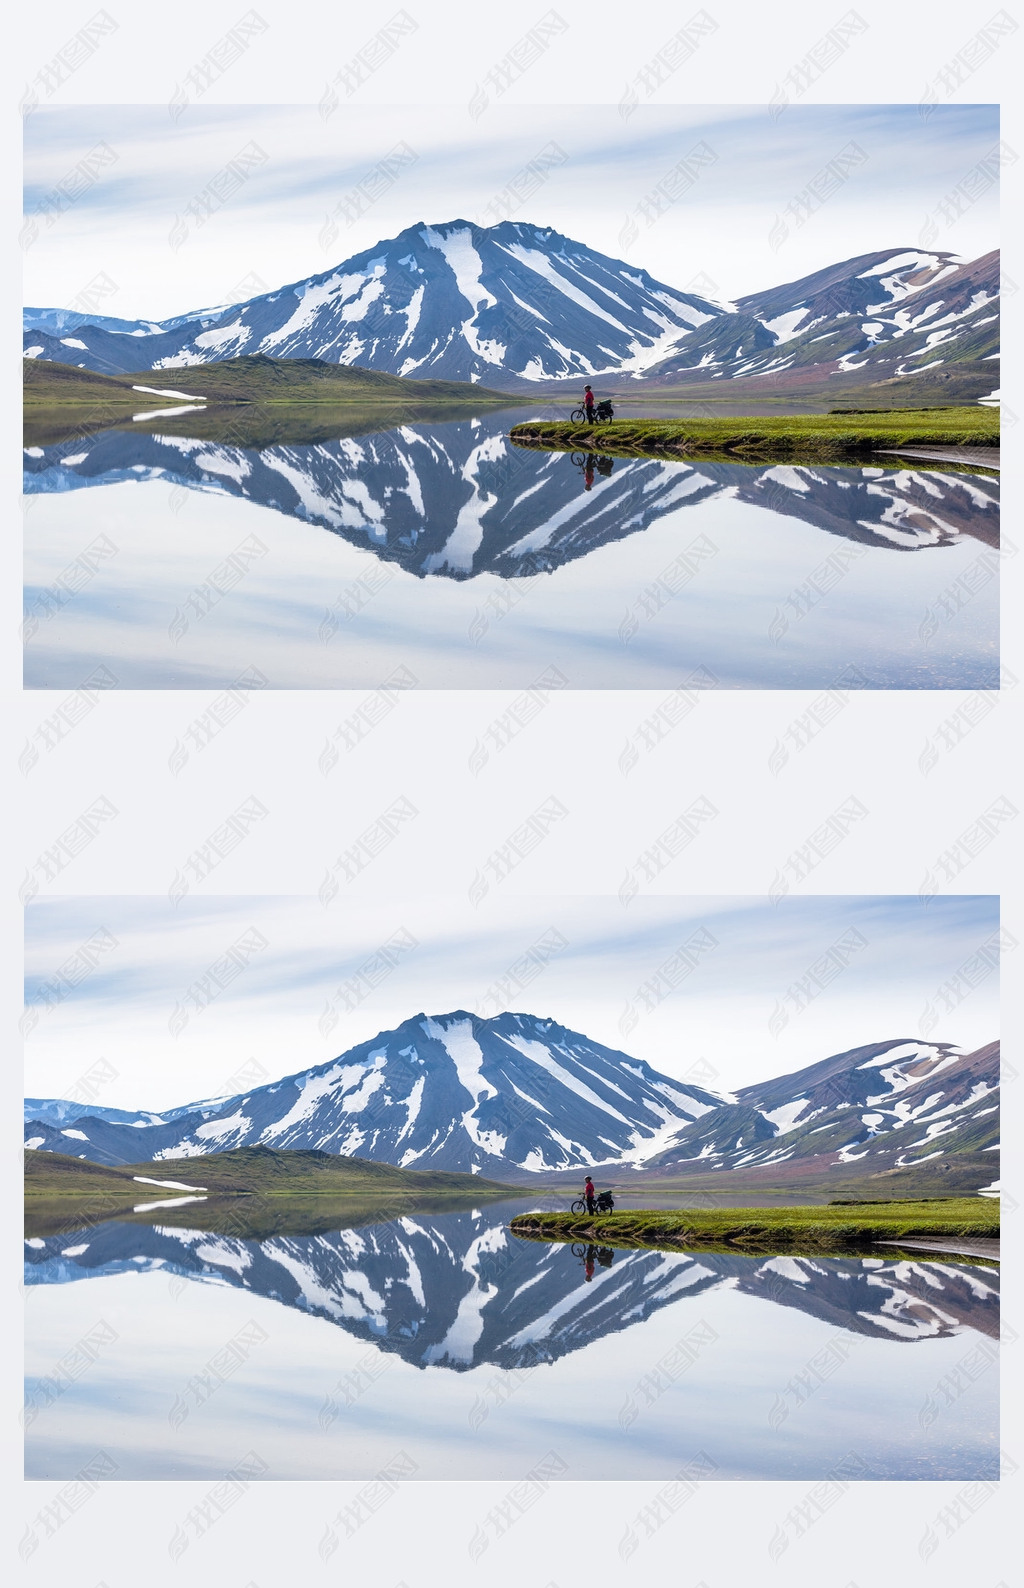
left=569, top=452, right=615, bottom=493
left=571, top=1243, right=616, bottom=1282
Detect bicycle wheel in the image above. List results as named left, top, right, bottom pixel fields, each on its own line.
left=570, top=407, right=586, bottom=422
left=570, top=452, right=588, bottom=468
left=570, top=1198, right=587, bottom=1214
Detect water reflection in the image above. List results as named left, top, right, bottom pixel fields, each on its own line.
left=568, top=452, right=617, bottom=493
left=24, top=411, right=999, bottom=581
left=23, top=409, right=999, bottom=688
left=24, top=1201, right=998, bottom=1480
left=572, top=1242, right=617, bottom=1280
left=25, top=1202, right=998, bottom=1370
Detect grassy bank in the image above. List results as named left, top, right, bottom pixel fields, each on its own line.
left=509, top=408, right=998, bottom=463
left=510, top=1199, right=998, bottom=1255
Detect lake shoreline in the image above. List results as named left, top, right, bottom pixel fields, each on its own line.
left=510, top=1201, right=999, bottom=1257
left=509, top=409, right=999, bottom=466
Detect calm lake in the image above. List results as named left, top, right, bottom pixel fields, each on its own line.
left=25, top=1198, right=998, bottom=1481
left=23, top=408, right=998, bottom=689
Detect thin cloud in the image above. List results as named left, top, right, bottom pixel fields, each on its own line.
left=24, top=895, right=999, bottom=1111
left=23, top=104, right=999, bottom=319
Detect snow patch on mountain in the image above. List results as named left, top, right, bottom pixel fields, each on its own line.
left=762, top=1099, right=809, bottom=1134
left=761, top=309, right=809, bottom=343
left=500, top=1034, right=635, bottom=1129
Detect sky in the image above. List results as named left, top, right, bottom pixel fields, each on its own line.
left=23, top=103, right=999, bottom=320
left=24, top=895, right=999, bottom=1111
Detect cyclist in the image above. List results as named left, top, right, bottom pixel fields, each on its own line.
left=583, top=1175, right=596, bottom=1213
left=582, top=385, right=596, bottom=423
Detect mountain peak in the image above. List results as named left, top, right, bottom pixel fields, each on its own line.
left=24, top=224, right=997, bottom=403
left=24, top=218, right=725, bottom=385
left=26, top=1009, right=723, bottom=1176
left=25, top=1020, right=997, bottom=1193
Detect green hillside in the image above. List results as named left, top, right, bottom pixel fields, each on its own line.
left=25, top=1144, right=515, bottom=1199
left=23, top=353, right=511, bottom=407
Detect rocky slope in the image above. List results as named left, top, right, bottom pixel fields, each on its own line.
left=641, top=249, right=999, bottom=397
left=645, top=1040, right=999, bottom=1188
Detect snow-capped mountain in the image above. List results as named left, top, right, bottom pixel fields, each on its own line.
left=642, top=248, right=999, bottom=394
left=24, top=1017, right=998, bottom=1190
left=23, top=227, right=998, bottom=396
left=23, top=1097, right=170, bottom=1129
left=23, top=307, right=169, bottom=339
left=646, top=1040, right=999, bottom=1182
left=22, top=220, right=722, bottom=384
left=22, top=416, right=999, bottom=581
left=25, top=1205, right=999, bottom=1371
left=23, top=298, right=254, bottom=340
left=23, top=1011, right=722, bottom=1175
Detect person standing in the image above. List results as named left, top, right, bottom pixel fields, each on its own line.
left=584, top=1175, right=596, bottom=1213
left=582, top=385, right=596, bottom=423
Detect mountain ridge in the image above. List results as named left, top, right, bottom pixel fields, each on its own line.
left=25, top=1012, right=998, bottom=1193
left=24, top=223, right=998, bottom=399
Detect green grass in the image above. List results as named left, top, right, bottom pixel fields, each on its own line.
left=509, top=408, right=998, bottom=463
left=25, top=1145, right=516, bottom=1200
left=23, top=354, right=515, bottom=447
left=23, top=354, right=511, bottom=408
left=510, top=1199, right=998, bottom=1255
left=25, top=1146, right=519, bottom=1242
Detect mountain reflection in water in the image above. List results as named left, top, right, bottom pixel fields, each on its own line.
left=26, top=1202, right=998, bottom=1371
left=24, top=1202, right=999, bottom=1480
left=23, top=411, right=999, bottom=582
left=23, top=410, right=999, bottom=689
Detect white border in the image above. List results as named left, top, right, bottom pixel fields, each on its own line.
left=6, top=2, right=1021, bottom=1584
